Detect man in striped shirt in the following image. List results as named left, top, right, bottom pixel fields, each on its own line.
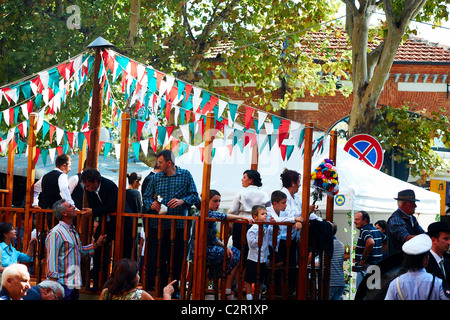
left=45, top=199, right=106, bottom=300
left=354, top=210, right=387, bottom=289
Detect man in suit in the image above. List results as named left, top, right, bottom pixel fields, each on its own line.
left=81, top=168, right=118, bottom=292
left=386, top=189, right=425, bottom=256
left=426, top=221, right=450, bottom=288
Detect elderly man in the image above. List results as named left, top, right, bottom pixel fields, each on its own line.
left=46, top=199, right=106, bottom=300
left=386, top=189, right=425, bottom=256
left=0, top=264, right=31, bottom=300
left=22, top=280, right=65, bottom=300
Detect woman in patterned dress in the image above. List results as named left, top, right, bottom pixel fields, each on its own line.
left=206, top=190, right=254, bottom=299
left=99, top=258, right=175, bottom=300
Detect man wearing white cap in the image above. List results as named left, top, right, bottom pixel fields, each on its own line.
left=385, top=233, right=450, bottom=300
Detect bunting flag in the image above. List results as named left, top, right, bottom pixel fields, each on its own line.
left=0, top=48, right=314, bottom=167
left=244, top=106, right=254, bottom=130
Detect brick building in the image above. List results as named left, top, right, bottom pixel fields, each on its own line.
left=207, top=31, right=450, bottom=134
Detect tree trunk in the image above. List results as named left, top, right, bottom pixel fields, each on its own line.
left=127, top=0, right=140, bottom=48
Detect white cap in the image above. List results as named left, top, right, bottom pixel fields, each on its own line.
left=402, top=233, right=432, bottom=255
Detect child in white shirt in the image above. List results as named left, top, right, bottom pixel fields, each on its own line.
left=244, top=205, right=269, bottom=300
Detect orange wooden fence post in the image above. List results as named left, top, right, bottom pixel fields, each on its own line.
left=23, top=113, right=37, bottom=251
left=192, top=112, right=215, bottom=300
left=320, top=130, right=337, bottom=300
left=115, top=112, right=130, bottom=261
left=297, top=122, right=313, bottom=300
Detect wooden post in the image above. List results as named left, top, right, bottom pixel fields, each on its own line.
left=297, top=122, right=313, bottom=300
left=23, top=113, right=37, bottom=251
left=192, top=112, right=215, bottom=300
left=320, top=130, right=337, bottom=300
left=114, top=112, right=130, bottom=261
left=5, top=139, right=15, bottom=208
left=85, top=46, right=105, bottom=171
left=251, top=143, right=258, bottom=171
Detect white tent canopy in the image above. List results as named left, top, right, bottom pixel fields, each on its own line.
left=0, top=153, right=149, bottom=183
left=161, top=135, right=440, bottom=217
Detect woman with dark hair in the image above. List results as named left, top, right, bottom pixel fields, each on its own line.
left=123, top=172, right=143, bottom=259
left=277, top=169, right=318, bottom=291
left=0, top=222, right=36, bottom=274
left=99, top=258, right=175, bottom=300
left=206, top=190, right=253, bottom=299
left=228, top=169, right=270, bottom=260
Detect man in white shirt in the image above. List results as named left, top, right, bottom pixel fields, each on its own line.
left=426, top=221, right=450, bottom=288
left=32, top=153, right=77, bottom=210
left=385, top=233, right=450, bottom=300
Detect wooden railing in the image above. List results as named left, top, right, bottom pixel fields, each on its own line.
left=0, top=206, right=329, bottom=300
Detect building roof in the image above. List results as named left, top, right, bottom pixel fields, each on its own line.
left=207, top=30, right=450, bottom=64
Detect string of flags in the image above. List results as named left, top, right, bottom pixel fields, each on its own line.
left=0, top=48, right=327, bottom=166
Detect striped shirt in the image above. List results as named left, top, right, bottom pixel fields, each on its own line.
left=330, top=237, right=346, bottom=287
left=355, top=223, right=387, bottom=265
left=143, top=166, right=200, bottom=229
left=45, top=221, right=95, bottom=288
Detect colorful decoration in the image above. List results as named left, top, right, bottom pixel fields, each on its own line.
left=311, top=158, right=339, bottom=203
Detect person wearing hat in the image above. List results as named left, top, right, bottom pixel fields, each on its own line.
left=386, top=189, right=425, bottom=256
left=426, top=221, right=450, bottom=287
left=385, top=233, right=450, bottom=300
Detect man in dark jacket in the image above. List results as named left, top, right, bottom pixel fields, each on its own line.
left=81, top=168, right=118, bottom=292
left=427, top=221, right=450, bottom=288
left=387, top=189, right=424, bottom=256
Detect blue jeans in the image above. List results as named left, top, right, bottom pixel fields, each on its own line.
left=329, top=286, right=346, bottom=300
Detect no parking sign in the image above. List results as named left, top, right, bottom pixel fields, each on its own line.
left=344, top=134, right=384, bottom=170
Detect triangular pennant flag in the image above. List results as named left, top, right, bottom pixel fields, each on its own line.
left=40, top=149, right=49, bottom=166
left=157, top=126, right=167, bottom=146
left=136, top=120, right=145, bottom=141
left=244, top=106, right=254, bottom=130
left=155, top=71, right=164, bottom=90
left=132, top=141, right=140, bottom=159
left=184, top=84, right=193, bottom=103
left=48, top=148, right=56, bottom=164
left=271, top=115, right=281, bottom=133
left=104, top=142, right=112, bottom=158
left=84, top=130, right=92, bottom=150
left=42, top=121, right=50, bottom=140
left=228, top=103, right=238, bottom=122
left=149, top=136, right=157, bottom=153
left=278, top=131, right=289, bottom=148
left=35, top=148, right=41, bottom=165
left=56, top=146, right=64, bottom=155
left=66, top=131, right=75, bottom=149
left=49, top=124, right=56, bottom=144
left=178, top=141, right=188, bottom=157
left=171, top=138, right=179, bottom=152
left=140, top=139, right=149, bottom=157
left=286, top=145, right=294, bottom=161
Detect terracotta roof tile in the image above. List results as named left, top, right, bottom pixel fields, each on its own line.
left=207, top=30, right=450, bottom=63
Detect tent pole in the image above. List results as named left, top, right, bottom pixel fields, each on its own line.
left=192, top=112, right=214, bottom=300
left=251, top=143, right=258, bottom=171
left=298, top=122, right=313, bottom=300
left=23, top=113, right=37, bottom=252
left=5, top=139, right=15, bottom=210
left=319, top=130, right=337, bottom=300
left=85, top=45, right=105, bottom=171
left=114, top=112, right=130, bottom=262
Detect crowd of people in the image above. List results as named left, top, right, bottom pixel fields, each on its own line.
left=0, top=150, right=449, bottom=301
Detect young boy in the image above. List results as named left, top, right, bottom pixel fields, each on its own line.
left=266, top=190, right=303, bottom=267
left=245, top=205, right=269, bottom=300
